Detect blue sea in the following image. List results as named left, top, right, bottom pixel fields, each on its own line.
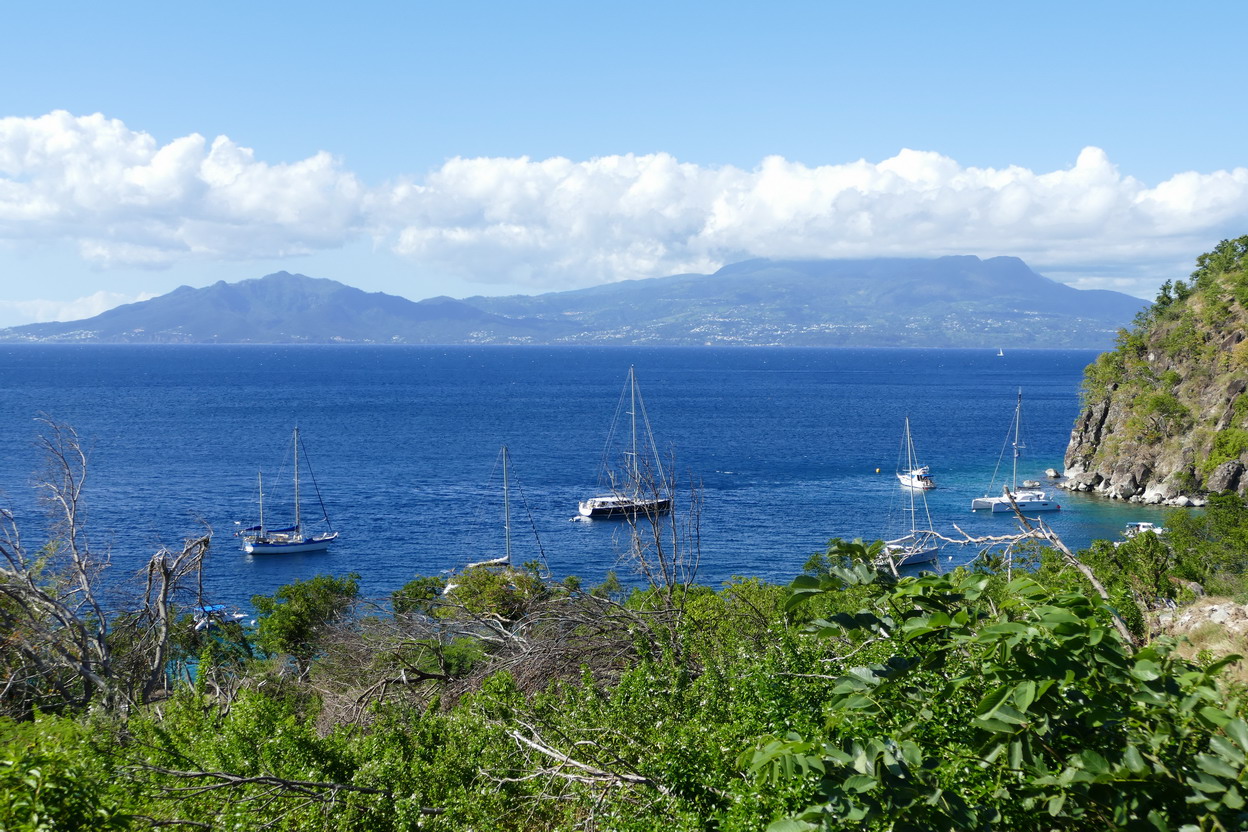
left=0, top=345, right=1163, bottom=610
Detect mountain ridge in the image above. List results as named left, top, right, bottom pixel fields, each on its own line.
left=0, top=256, right=1146, bottom=346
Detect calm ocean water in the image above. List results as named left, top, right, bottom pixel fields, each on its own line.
left=0, top=345, right=1166, bottom=609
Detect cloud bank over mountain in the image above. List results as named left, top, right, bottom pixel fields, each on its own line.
left=4, top=111, right=1247, bottom=298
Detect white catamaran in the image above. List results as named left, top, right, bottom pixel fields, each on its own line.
left=971, top=390, right=1061, bottom=513
left=240, top=427, right=339, bottom=554
left=578, top=366, right=673, bottom=519
left=879, top=417, right=941, bottom=569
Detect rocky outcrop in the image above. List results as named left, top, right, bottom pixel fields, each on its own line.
left=1060, top=236, right=1248, bottom=505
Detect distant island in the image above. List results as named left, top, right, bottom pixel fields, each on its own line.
left=0, top=256, right=1146, bottom=347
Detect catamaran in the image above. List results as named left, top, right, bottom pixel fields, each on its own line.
left=971, top=390, right=1060, bottom=513
left=578, top=366, right=672, bottom=519
left=240, top=427, right=338, bottom=554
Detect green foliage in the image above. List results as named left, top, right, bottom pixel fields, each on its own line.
left=1203, top=428, right=1248, bottom=475
left=1192, top=235, right=1248, bottom=292
left=440, top=561, right=550, bottom=620
left=1159, top=310, right=1205, bottom=359
left=753, top=567, right=1248, bottom=831
left=14, top=521, right=1248, bottom=831
left=591, top=569, right=622, bottom=598
left=0, top=716, right=133, bottom=831
left=391, top=574, right=447, bottom=615
left=1233, top=393, right=1248, bottom=427
left=1126, top=391, right=1192, bottom=444
left=1163, top=492, right=1248, bottom=596
left=1081, top=349, right=1126, bottom=401
left=252, top=572, right=360, bottom=673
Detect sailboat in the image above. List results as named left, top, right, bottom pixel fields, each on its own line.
left=970, top=390, right=1061, bottom=513
left=879, top=418, right=940, bottom=568
left=895, top=417, right=936, bottom=490
left=465, top=445, right=517, bottom=570
left=578, top=366, right=672, bottom=519
left=240, top=427, right=338, bottom=554
left=445, top=445, right=543, bottom=593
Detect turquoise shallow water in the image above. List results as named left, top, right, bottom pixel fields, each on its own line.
left=0, top=345, right=1162, bottom=608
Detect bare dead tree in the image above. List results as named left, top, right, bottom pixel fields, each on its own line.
left=614, top=452, right=702, bottom=612
left=304, top=577, right=683, bottom=732
left=135, top=533, right=212, bottom=703
left=0, top=418, right=215, bottom=716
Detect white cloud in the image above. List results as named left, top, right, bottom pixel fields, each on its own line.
left=0, top=290, right=157, bottom=328
left=379, top=146, right=1248, bottom=297
left=3, top=111, right=1248, bottom=300
left=0, top=111, right=364, bottom=266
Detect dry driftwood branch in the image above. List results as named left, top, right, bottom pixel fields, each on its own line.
left=506, top=722, right=669, bottom=795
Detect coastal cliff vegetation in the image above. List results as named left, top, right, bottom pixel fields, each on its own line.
left=1065, top=235, right=1248, bottom=502
left=7, top=425, right=1248, bottom=828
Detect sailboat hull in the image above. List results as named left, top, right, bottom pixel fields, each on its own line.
left=972, top=492, right=1060, bottom=513
left=877, top=533, right=941, bottom=567
left=243, top=532, right=338, bottom=555
left=578, top=495, right=672, bottom=518
left=878, top=545, right=940, bottom=566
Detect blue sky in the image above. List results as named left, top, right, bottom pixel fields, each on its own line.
left=2, top=0, right=1246, bottom=326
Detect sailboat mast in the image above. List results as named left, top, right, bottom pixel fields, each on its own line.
left=1011, top=389, right=1022, bottom=491
left=905, top=418, right=917, bottom=528
left=502, top=445, right=512, bottom=566
left=905, top=417, right=915, bottom=469
left=258, top=471, right=265, bottom=535
left=629, top=366, right=638, bottom=485
left=293, top=427, right=301, bottom=533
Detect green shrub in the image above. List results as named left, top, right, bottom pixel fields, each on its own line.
left=1203, top=428, right=1248, bottom=475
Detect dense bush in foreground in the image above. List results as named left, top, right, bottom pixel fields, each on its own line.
left=3, top=529, right=1248, bottom=831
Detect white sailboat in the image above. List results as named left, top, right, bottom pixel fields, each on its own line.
left=970, top=390, right=1061, bottom=513
left=879, top=417, right=940, bottom=568
left=578, top=366, right=672, bottom=519
left=240, top=427, right=338, bottom=554
left=466, top=445, right=518, bottom=570
left=446, top=445, right=542, bottom=593
left=895, top=417, right=936, bottom=490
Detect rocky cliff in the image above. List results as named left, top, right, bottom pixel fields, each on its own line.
left=1063, top=236, right=1248, bottom=505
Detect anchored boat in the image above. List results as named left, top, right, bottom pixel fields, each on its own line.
left=578, top=366, right=672, bottom=519
left=240, top=427, right=338, bottom=554
left=971, top=390, right=1060, bottom=513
